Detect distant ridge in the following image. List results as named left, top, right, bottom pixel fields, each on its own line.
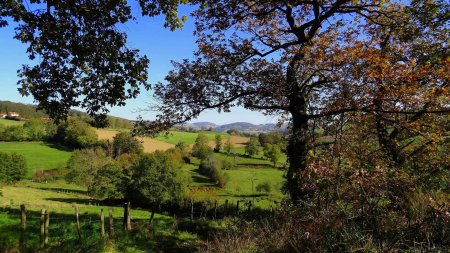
left=181, top=121, right=285, bottom=133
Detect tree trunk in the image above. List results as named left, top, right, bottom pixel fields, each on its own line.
left=285, top=52, right=309, bottom=205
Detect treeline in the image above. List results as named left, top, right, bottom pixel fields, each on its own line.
left=0, top=100, right=132, bottom=129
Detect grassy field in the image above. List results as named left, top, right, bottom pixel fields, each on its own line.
left=182, top=152, right=286, bottom=208
left=0, top=142, right=72, bottom=178
left=0, top=118, right=24, bottom=126
left=0, top=180, right=203, bottom=252
left=155, top=131, right=249, bottom=148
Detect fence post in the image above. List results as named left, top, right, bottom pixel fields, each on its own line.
left=109, top=207, right=114, bottom=237
left=224, top=199, right=229, bottom=216
left=19, top=204, right=26, bottom=249
left=20, top=204, right=26, bottom=231
left=75, top=207, right=81, bottom=241
left=123, top=202, right=131, bottom=232
left=190, top=198, right=194, bottom=223
left=44, top=210, right=49, bottom=246
left=213, top=200, right=217, bottom=220
left=40, top=209, right=45, bottom=248
left=100, top=209, right=105, bottom=238
left=247, top=201, right=252, bottom=212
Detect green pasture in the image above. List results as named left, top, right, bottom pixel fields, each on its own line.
left=0, top=118, right=24, bottom=126
left=183, top=152, right=286, bottom=208
left=155, top=131, right=227, bottom=145
left=0, top=142, right=72, bottom=178
left=0, top=180, right=202, bottom=252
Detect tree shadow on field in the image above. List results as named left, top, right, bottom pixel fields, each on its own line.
left=40, top=142, right=73, bottom=152
left=44, top=197, right=94, bottom=205
left=236, top=163, right=274, bottom=169
left=35, top=187, right=87, bottom=195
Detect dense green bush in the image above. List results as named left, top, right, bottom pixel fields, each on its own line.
left=0, top=152, right=27, bottom=184
left=198, top=156, right=229, bottom=188
left=192, top=133, right=213, bottom=159
left=65, top=148, right=110, bottom=186
left=111, top=131, right=143, bottom=157
left=55, top=117, right=98, bottom=148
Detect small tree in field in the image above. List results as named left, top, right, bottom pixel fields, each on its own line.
left=129, top=151, right=185, bottom=224
left=112, top=131, right=143, bottom=157
left=264, top=144, right=282, bottom=168
left=89, top=163, right=128, bottom=200
left=214, top=134, right=222, bottom=152
left=192, top=133, right=212, bottom=160
left=224, top=137, right=233, bottom=155
left=245, top=137, right=260, bottom=157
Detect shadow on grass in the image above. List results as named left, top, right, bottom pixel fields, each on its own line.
left=40, top=142, right=73, bottom=152
left=44, top=198, right=95, bottom=205
left=35, top=187, right=88, bottom=195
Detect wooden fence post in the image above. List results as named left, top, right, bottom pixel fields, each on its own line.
left=213, top=201, right=217, bottom=220
left=190, top=198, right=194, bottom=223
left=236, top=201, right=240, bottom=215
left=224, top=199, right=229, bottom=216
left=20, top=204, right=26, bottom=231
left=19, top=204, right=26, bottom=249
left=247, top=201, right=252, bottom=212
left=100, top=209, right=105, bottom=238
left=123, top=202, right=131, bottom=232
left=44, top=210, right=49, bottom=246
left=109, top=207, right=114, bottom=237
left=40, top=209, right=45, bottom=248
left=75, top=207, right=81, bottom=241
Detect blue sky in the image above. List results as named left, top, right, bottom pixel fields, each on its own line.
left=0, top=5, right=276, bottom=125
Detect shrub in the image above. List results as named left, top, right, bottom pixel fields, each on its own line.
left=65, top=148, right=110, bottom=186
left=112, top=131, right=143, bottom=157
left=0, top=152, right=27, bottom=184
left=192, top=133, right=213, bottom=159
left=198, top=156, right=229, bottom=187
left=256, top=181, right=271, bottom=194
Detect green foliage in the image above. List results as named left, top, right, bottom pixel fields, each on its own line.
left=245, top=137, right=260, bottom=157
left=56, top=117, right=98, bottom=148
left=0, top=152, right=27, bottom=184
left=224, top=136, right=233, bottom=155
left=214, top=134, right=222, bottom=152
left=129, top=151, right=185, bottom=208
left=263, top=144, right=282, bottom=167
left=88, top=163, right=128, bottom=200
left=65, top=148, right=110, bottom=186
left=112, top=131, right=143, bottom=157
left=198, top=156, right=229, bottom=188
left=255, top=181, right=271, bottom=194
left=192, top=133, right=213, bottom=159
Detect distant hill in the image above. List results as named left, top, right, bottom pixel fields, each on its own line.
left=215, top=122, right=284, bottom=132
left=191, top=122, right=218, bottom=129
left=179, top=121, right=285, bottom=133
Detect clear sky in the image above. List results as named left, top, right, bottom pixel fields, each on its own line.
left=0, top=5, right=277, bottom=125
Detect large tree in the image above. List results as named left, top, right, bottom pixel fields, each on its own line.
left=0, top=0, right=187, bottom=125
left=141, top=0, right=449, bottom=203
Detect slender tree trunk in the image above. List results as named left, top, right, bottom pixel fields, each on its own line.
left=285, top=52, right=309, bottom=205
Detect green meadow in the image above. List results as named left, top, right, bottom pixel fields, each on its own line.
left=0, top=180, right=202, bottom=252
left=155, top=131, right=227, bottom=145
left=0, top=142, right=72, bottom=178
left=0, top=118, right=25, bottom=126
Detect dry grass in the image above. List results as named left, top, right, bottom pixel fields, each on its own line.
left=95, top=129, right=175, bottom=153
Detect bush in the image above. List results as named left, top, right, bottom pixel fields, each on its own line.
left=0, top=152, right=27, bottom=184
left=65, top=148, right=110, bottom=186
left=198, top=156, right=229, bottom=188
left=255, top=181, right=271, bottom=194
left=192, top=133, right=213, bottom=159
left=56, top=117, right=98, bottom=148
left=112, top=131, right=143, bottom=157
